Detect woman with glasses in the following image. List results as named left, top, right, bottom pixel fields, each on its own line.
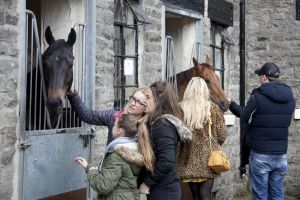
left=67, top=88, right=147, bottom=144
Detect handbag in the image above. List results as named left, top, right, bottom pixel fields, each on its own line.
left=207, top=117, right=230, bottom=173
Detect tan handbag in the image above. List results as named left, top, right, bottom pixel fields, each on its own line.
left=207, top=117, right=230, bottom=173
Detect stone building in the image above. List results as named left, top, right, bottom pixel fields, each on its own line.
left=0, top=0, right=299, bottom=199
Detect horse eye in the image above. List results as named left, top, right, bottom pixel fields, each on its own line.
left=205, top=79, right=210, bottom=84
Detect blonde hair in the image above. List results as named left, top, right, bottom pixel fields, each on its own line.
left=137, top=114, right=155, bottom=172
left=179, top=77, right=211, bottom=130
left=125, top=87, right=155, bottom=172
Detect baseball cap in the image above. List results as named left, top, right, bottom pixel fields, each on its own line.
left=254, top=63, right=280, bottom=78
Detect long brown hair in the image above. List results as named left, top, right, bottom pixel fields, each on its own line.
left=148, top=81, right=182, bottom=123
left=137, top=114, right=155, bottom=172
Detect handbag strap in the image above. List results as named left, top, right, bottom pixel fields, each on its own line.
left=208, top=116, right=212, bottom=151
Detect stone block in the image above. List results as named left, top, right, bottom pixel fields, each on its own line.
left=5, top=12, right=18, bottom=25
left=0, top=147, right=15, bottom=167
left=0, top=28, right=18, bottom=42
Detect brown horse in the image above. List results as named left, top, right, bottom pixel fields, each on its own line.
left=175, top=56, right=230, bottom=112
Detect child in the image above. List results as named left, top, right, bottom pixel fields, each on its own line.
left=75, top=114, right=148, bottom=200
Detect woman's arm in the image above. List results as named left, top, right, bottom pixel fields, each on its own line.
left=68, top=91, right=114, bottom=126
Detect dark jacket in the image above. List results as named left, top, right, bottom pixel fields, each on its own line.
left=237, top=81, right=295, bottom=154
left=68, top=92, right=118, bottom=144
left=143, top=115, right=192, bottom=200
left=86, top=142, right=144, bottom=200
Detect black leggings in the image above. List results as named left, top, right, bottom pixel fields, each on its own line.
left=188, top=179, right=214, bottom=200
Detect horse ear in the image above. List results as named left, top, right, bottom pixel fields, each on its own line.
left=192, top=57, right=200, bottom=66
left=67, top=28, right=76, bottom=47
left=45, top=26, right=55, bottom=45
left=205, top=55, right=211, bottom=65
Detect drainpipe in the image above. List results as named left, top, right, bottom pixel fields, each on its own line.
left=239, top=0, right=246, bottom=177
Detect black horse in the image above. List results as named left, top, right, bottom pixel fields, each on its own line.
left=26, top=26, right=76, bottom=130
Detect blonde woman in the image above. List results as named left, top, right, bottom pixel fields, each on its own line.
left=177, top=77, right=227, bottom=200
left=67, top=88, right=148, bottom=144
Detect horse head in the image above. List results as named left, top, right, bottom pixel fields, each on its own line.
left=193, top=56, right=230, bottom=112
left=42, top=26, right=76, bottom=128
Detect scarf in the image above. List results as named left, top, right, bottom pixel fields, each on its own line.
left=99, top=136, right=137, bottom=171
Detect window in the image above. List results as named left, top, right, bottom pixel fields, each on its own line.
left=297, top=0, right=300, bottom=20
left=210, top=23, right=225, bottom=88
left=210, top=23, right=234, bottom=89
left=113, top=0, right=150, bottom=109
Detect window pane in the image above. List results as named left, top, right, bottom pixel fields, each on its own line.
left=124, top=27, right=136, bottom=55
left=215, top=31, right=222, bottom=47
left=114, top=57, right=122, bottom=86
left=125, top=87, right=135, bottom=101
left=114, top=26, right=122, bottom=55
left=215, top=49, right=222, bottom=70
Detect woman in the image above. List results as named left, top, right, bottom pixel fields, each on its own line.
left=177, top=77, right=227, bottom=200
left=67, top=88, right=147, bottom=144
left=139, top=81, right=192, bottom=200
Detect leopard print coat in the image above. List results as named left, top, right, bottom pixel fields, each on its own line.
left=177, top=103, right=227, bottom=179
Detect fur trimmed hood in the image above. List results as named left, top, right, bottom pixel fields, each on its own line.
left=153, top=114, right=192, bottom=143
left=113, top=142, right=144, bottom=167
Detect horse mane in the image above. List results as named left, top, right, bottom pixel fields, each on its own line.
left=175, top=67, right=195, bottom=83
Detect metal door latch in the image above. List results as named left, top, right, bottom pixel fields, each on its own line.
left=20, top=142, right=32, bottom=149
left=79, top=129, right=95, bottom=147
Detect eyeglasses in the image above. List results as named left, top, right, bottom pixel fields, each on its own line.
left=128, top=96, right=146, bottom=107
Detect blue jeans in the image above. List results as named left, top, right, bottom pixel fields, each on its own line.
left=249, top=151, right=288, bottom=200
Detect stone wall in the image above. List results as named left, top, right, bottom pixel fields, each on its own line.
left=0, top=0, right=19, bottom=200
left=139, top=0, right=164, bottom=86
left=92, top=0, right=115, bottom=162
left=245, top=1, right=300, bottom=198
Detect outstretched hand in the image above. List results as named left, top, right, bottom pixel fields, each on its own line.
left=75, top=157, right=88, bottom=168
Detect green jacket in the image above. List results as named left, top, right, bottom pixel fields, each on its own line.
left=86, top=142, right=144, bottom=200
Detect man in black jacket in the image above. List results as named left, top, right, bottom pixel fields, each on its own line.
left=229, top=63, right=295, bottom=200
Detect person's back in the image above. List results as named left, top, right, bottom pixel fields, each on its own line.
left=246, top=81, right=295, bottom=154
left=235, top=62, right=295, bottom=200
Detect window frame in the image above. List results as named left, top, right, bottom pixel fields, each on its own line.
left=113, top=0, right=140, bottom=110
left=210, top=23, right=225, bottom=89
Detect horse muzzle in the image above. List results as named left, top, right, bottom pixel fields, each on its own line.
left=47, top=96, right=63, bottom=115
left=219, top=100, right=230, bottom=112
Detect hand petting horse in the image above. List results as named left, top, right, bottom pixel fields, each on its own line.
left=175, top=56, right=230, bottom=112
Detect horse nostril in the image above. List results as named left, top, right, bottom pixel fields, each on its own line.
left=47, top=97, right=63, bottom=114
